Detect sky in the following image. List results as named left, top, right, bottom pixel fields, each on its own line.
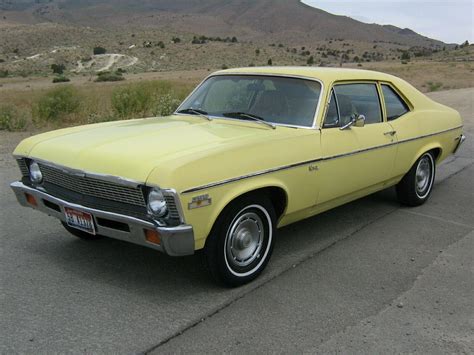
left=302, top=0, right=473, bottom=44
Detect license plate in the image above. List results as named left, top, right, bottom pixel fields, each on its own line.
left=64, top=207, right=96, bottom=235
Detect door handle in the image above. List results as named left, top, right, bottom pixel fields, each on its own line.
left=384, top=130, right=397, bottom=136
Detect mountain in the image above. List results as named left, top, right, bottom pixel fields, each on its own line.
left=0, top=0, right=445, bottom=47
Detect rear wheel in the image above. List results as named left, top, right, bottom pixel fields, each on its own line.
left=396, top=151, right=436, bottom=206
left=61, top=221, right=104, bottom=241
left=205, top=194, right=276, bottom=287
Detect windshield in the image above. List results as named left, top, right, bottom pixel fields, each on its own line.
left=177, top=75, right=322, bottom=128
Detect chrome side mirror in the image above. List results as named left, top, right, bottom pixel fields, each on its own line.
left=354, top=114, right=365, bottom=127
left=340, top=114, right=366, bottom=130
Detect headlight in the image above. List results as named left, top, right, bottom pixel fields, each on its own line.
left=29, top=161, right=43, bottom=184
left=147, top=188, right=168, bottom=218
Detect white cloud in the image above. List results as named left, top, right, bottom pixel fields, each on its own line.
left=302, top=0, right=473, bottom=43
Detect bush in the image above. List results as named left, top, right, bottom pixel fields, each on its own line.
left=401, top=51, right=411, bottom=61
left=112, top=84, right=151, bottom=118
left=152, top=93, right=181, bottom=117
left=307, top=56, right=315, bottom=65
left=0, top=69, right=8, bottom=78
left=95, top=71, right=125, bottom=82
left=51, top=63, right=65, bottom=74
left=426, top=81, right=443, bottom=92
left=111, top=81, right=184, bottom=119
left=267, top=58, right=273, bottom=66
left=221, top=64, right=229, bottom=70
left=52, top=75, right=71, bottom=83
left=33, top=86, right=81, bottom=123
left=93, top=46, right=107, bottom=55
left=0, top=105, right=27, bottom=131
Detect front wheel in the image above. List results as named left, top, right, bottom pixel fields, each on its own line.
left=205, top=195, right=276, bottom=287
left=396, top=151, right=436, bottom=206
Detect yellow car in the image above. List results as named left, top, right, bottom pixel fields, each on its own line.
left=11, top=67, right=465, bottom=286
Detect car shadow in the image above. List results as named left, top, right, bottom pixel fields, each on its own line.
left=29, top=187, right=401, bottom=298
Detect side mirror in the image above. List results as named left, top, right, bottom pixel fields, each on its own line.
left=340, top=114, right=366, bottom=130
left=354, top=114, right=365, bottom=127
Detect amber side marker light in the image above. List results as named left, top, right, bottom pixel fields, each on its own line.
left=145, top=229, right=161, bottom=245
left=25, top=193, right=37, bottom=206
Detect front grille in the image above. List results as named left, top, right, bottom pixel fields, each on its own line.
left=39, top=163, right=146, bottom=207
left=16, top=158, right=183, bottom=224
left=164, top=195, right=180, bottom=221
left=17, top=159, right=29, bottom=177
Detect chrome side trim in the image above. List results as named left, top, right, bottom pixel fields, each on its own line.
left=174, top=72, right=325, bottom=130
left=182, top=125, right=463, bottom=194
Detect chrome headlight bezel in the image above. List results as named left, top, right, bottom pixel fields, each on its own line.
left=147, top=187, right=168, bottom=218
left=29, top=161, right=43, bottom=184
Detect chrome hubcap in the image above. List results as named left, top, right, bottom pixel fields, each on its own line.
left=416, top=156, right=432, bottom=196
left=226, top=212, right=263, bottom=268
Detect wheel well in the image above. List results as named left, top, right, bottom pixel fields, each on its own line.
left=233, top=187, right=288, bottom=220
left=429, top=147, right=442, bottom=162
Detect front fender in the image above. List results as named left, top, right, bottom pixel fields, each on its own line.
left=180, top=176, right=290, bottom=250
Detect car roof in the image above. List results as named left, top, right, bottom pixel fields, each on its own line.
left=214, top=66, right=400, bottom=83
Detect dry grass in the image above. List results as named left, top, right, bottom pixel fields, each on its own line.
left=0, top=79, right=195, bottom=131
left=0, top=59, right=472, bottom=132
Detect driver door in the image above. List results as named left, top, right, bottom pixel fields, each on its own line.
left=318, top=83, right=397, bottom=205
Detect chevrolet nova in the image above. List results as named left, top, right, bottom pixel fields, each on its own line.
left=11, top=67, right=465, bottom=286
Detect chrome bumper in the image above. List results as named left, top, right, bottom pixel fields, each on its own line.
left=453, top=134, right=466, bottom=154
left=10, top=181, right=195, bottom=256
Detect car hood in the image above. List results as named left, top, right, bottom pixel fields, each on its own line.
left=14, top=115, right=292, bottom=183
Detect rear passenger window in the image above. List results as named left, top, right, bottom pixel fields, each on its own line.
left=333, top=84, right=382, bottom=125
left=382, top=85, right=409, bottom=120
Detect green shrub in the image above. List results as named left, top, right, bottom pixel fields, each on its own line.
left=0, top=69, right=8, bottom=78
left=0, top=105, right=27, bottom=131
left=111, top=84, right=150, bottom=118
left=152, top=93, right=181, bottom=117
left=426, top=81, right=443, bottom=92
left=33, top=86, right=81, bottom=122
left=111, top=81, right=184, bottom=119
left=401, top=51, right=411, bottom=61
left=51, top=63, right=65, bottom=74
left=52, top=75, right=71, bottom=83
left=95, top=71, right=125, bottom=82
left=93, top=46, right=106, bottom=55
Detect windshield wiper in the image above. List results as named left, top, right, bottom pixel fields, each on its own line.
left=176, top=108, right=212, bottom=121
left=222, top=112, right=276, bottom=129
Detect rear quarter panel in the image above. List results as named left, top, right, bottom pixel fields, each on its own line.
left=387, top=78, right=463, bottom=178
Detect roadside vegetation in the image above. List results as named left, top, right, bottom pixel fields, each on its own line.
left=0, top=79, right=194, bottom=132
left=0, top=105, right=27, bottom=131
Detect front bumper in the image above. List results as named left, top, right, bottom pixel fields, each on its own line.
left=453, top=134, right=466, bottom=154
left=10, top=181, right=195, bottom=256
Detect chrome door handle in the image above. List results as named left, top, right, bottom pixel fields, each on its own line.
left=384, top=130, right=396, bottom=136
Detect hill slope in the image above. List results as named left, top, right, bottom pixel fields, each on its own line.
left=0, top=0, right=444, bottom=47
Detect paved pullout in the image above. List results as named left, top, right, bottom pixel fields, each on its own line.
left=0, top=89, right=473, bottom=353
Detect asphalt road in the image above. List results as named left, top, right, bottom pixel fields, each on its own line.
left=1, top=89, right=473, bottom=354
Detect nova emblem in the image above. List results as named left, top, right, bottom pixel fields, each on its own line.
left=188, top=194, right=212, bottom=210
left=308, top=164, right=319, bottom=172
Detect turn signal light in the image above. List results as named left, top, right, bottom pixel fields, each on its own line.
left=25, top=193, right=37, bottom=206
left=145, top=229, right=161, bottom=245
